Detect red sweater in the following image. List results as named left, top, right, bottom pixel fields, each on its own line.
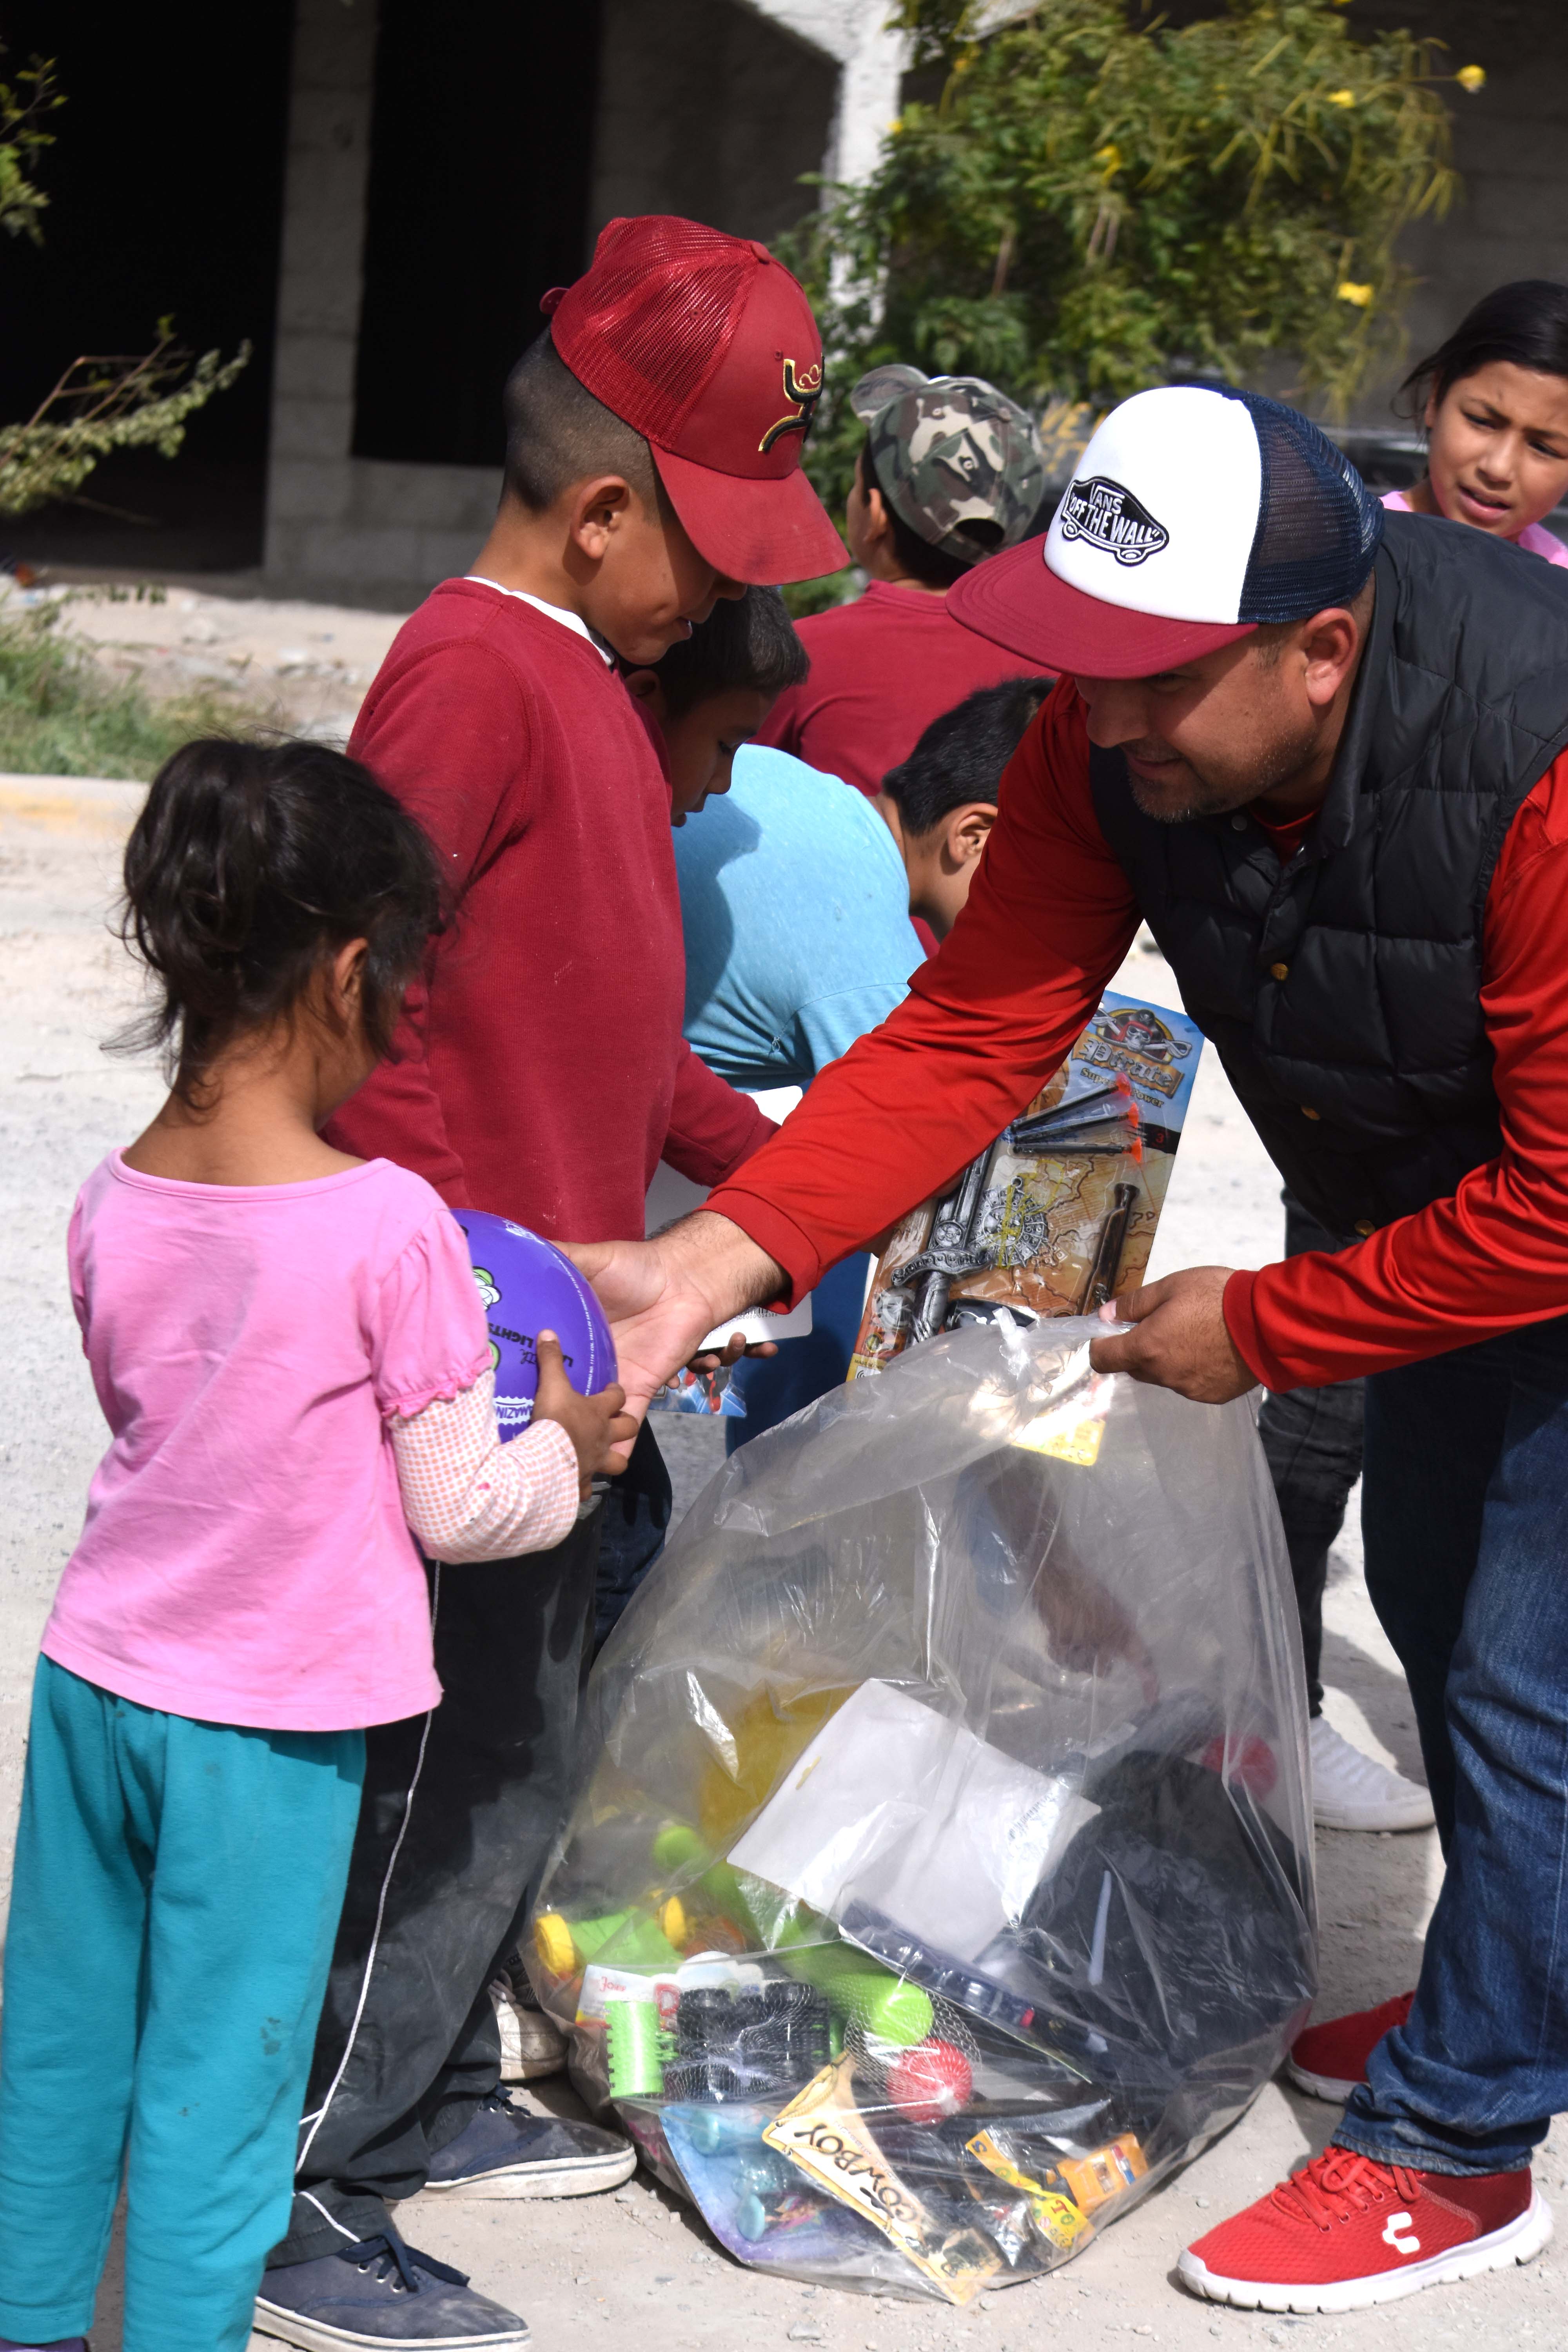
left=328, top=581, right=771, bottom=1239
left=756, top=578, right=1055, bottom=798
left=710, top=675, right=1568, bottom=1389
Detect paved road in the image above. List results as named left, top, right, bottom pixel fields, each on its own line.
left=0, top=770, right=1558, bottom=2352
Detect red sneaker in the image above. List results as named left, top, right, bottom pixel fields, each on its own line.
left=1287, top=1989, right=1414, bottom=2101
left=1178, top=2145, right=1550, bottom=2313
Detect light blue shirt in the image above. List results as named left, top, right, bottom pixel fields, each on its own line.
left=675, top=746, right=924, bottom=1088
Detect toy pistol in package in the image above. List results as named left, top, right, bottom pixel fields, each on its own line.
left=849, top=990, right=1203, bottom=1377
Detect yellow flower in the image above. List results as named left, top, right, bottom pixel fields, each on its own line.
left=1327, top=89, right=1356, bottom=107
left=1456, top=64, right=1486, bottom=94
left=1337, top=280, right=1374, bottom=308
left=887, top=116, right=904, bottom=136
left=1094, top=142, right=1123, bottom=177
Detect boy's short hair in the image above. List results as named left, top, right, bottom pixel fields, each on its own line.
left=503, top=330, right=659, bottom=513
left=652, top=587, right=809, bottom=717
left=881, top=675, right=1052, bottom=835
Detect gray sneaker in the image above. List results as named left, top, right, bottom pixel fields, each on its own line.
left=424, top=2091, right=635, bottom=2199
left=253, top=2232, right=528, bottom=2348
left=490, top=1965, right=566, bottom=2083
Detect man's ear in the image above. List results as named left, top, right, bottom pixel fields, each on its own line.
left=1299, top=607, right=1363, bottom=710
left=622, top=667, right=666, bottom=717
left=568, top=474, right=635, bottom=564
left=942, top=801, right=996, bottom=872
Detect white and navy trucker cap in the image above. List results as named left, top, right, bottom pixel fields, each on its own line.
left=949, top=385, right=1383, bottom=679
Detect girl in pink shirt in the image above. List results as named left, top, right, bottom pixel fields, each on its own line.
left=1387, top=278, right=1568, bottom=564
left=0, top=739, right=630, bottom=2352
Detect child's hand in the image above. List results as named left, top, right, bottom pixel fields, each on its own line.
left=533, top=1331, right=637, bottom=1495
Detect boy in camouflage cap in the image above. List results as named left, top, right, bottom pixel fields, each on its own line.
left=756, top=365, right=1054, bottom=821
left=851, top=363, right=1048, bottom=568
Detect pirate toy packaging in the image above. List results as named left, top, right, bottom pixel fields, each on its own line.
left=848, top=992, right=1204, bottom=1378
left=526, top=1316, right=1315, bottom=2305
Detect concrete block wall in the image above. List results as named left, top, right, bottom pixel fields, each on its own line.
left=264, top=0, right=383, bottom=599
left=262, top=0, right=507, bottom=606
left=589, top=0, right=838, bottom=249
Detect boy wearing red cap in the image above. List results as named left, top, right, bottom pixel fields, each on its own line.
left=255, top=218, right=845, bottom=2352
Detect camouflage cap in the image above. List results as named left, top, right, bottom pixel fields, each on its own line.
left=850, top=364, right=1048, bottom=568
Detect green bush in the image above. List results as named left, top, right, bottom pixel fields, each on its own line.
left=0, top=599, right=265, bottom=779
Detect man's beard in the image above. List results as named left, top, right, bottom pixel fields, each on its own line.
left=1127, top=762, right=1239, bottom=824
left=1124, top=723, right=1321, bottom=825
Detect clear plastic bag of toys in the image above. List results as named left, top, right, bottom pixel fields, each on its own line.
left=528, top=1316, right=1316, bottom=2306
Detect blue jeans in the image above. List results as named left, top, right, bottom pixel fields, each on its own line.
left=1257, top=1194, right=1365, bottom=1715
left=593, top=1419, right=672, bottom=1651
left=1334, top=1316, right=1568, bottom=2176
left=0, top=1659, right=363, bottom=2349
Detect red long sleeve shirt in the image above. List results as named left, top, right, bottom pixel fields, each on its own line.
left=327, top=581, right=772, bottom=1239
left=756, top=579, right=1055, bottom=799
left=708, top=675, right=1568, bottom=1390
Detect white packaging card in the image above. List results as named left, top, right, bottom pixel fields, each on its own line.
left=729, top=1679, right=1097, bottom=1962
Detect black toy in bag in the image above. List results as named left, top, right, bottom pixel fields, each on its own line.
left=528, top=1318, right=1315, bottom=2304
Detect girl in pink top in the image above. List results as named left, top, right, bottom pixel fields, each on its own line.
left=0, top=739, right=630, bottom=2352
left=1386, top=278, right=1568, bottom=565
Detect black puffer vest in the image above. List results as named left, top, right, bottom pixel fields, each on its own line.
left=1090, top=512, right=1568, bottom=1241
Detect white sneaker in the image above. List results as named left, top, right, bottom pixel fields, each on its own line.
left=490, top=1974, right=567, bottom=2082
left=1310, top=1715, right=1435, bottom=1832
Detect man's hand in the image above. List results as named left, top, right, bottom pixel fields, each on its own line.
left=1088, top=1265, right=1256, bottom=1403
left=562, top=1211, right=788, bottom=1465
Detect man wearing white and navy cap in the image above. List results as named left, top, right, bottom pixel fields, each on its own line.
left=573, top=384, right=1568, bottom=2315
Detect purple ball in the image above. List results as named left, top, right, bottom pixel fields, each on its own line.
left=451, top=1210, right=617, bottom=1442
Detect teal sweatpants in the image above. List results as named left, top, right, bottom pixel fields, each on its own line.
left=0, top=1657, right=364, bottom=2352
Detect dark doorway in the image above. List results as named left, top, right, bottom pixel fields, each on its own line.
left=0, top=0, right=293, bottom=573
left=352, top=0, right=603, bottom=468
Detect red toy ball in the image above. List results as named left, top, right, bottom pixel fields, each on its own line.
left=886, top=2038, right=973, bottom=2127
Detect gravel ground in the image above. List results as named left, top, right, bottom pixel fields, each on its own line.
left=13, top=579, right=409, bottom=745
left=0, top=728, right=1560, bottom=2352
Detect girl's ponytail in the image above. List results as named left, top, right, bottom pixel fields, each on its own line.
left=118, top=737, right=444, bottom=1101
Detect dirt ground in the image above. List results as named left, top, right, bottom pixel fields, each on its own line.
left=0, top=714, right=1561, bottom=2352
left=16, top=577, right=409, bottom=744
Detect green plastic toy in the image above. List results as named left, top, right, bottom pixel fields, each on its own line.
left=645, top=1830, right=934, bottom=2046
left=774, top=1913, right=933, bottom=2045
left=649, top=1823, right=764, bottom=1944
left=606, top=1997, right=665, bottom=2100
left=572, top=1908, right=684, bottom=1976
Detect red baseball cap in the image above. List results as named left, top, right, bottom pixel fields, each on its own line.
left=542, top=216, right=849, bottom=586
